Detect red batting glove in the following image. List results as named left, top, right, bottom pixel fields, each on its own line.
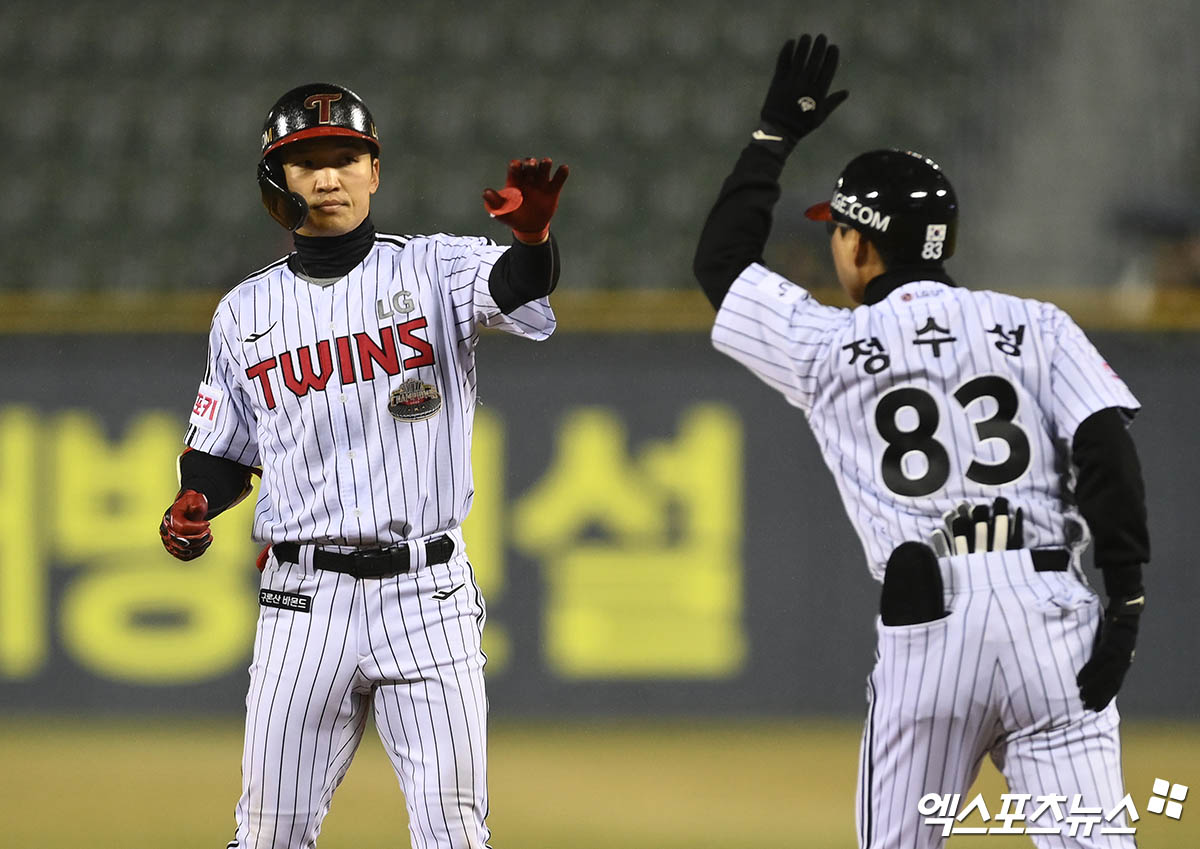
left=482, top=157, right=569, bottom=244
left=159, top=490, right=212, bottom=561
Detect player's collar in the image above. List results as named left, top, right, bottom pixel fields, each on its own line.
left=862, top=265, right=958, bottom=306
left=290, top=216, right=377, bottom=280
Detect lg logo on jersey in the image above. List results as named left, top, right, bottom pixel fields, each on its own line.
left=244, top=318, right=436, bottom=410
left=376, top=291, right=415, bottom=319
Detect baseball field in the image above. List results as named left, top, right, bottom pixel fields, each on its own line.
left=3, top=717, right=1195, bottom=848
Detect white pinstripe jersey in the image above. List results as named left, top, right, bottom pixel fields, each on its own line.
left=184, top=232, right=554, bottom=547
left=713, top=263, right=1139, bottom=580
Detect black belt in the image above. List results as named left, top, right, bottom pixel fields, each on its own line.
left=1031, top=549, right=1069, bottom=572
left=273, top=536, right=455, bottom=579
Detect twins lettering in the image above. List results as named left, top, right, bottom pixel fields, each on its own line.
left=245, top=318, right=435, bottom=410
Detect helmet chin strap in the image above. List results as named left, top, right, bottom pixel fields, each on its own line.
left=257, top=157, right=309, bottom=231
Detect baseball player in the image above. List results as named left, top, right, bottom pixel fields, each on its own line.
left=158, top=82, right=568, bottom=849
left=694, top=35, right=1149, bottom=848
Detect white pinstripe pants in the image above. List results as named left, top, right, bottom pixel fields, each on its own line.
left=856, top=550, right=1136, bottom=849
left=229, top=529, right=492, bottom=849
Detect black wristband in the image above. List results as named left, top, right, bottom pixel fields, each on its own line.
left=178, top=449, right=254, bottom=518
left=1100, top=562, right=1145, bottom=604
left=748, top=121, right=798, bottom=159
left=487, top=234, right=560, bottom=314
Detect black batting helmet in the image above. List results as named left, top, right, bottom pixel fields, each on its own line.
left=805, top=149, right=958, bottom=265
left=256, top=83, right=381, bottom=231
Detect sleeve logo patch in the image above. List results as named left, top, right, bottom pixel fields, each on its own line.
left=921, top=224, right=948, bottom=260
left=259, top=590, right=312, bottom=613
left=758, top=272, right=803, bottom=305
left=189, top=383, right=225, bottom=432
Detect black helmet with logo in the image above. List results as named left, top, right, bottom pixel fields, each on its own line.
left=805, top=149, right=958, bottom=265
left=256, top=83, right=381, bottom=231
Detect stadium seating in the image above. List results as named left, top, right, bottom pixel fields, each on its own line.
left=3, top=1, right=1093, bottom=292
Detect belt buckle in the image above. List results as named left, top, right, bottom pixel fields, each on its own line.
left=360, top=544, right=410, bottom=577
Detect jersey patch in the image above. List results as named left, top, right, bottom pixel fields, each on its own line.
left=259, top=589, right=312, bottom=613
left=921, top=223, right=948, bottom=260
left=755, top=270, right=805, bottom=306
left=388, top=377, right=442, bottom=422
left=189, top=382, right=225, bottom=433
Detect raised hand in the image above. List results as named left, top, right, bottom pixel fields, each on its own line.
left=757, top=33, right=849, bottom=147
left=482, top=157, right=570, bottom=244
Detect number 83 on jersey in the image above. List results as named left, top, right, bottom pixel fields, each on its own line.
left=872, top=373, right=1032, bottom=498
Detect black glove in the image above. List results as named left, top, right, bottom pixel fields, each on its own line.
left=930, top=497, right=1023, bottom=556
left=756, top=33, right=849, bottom=153
left=1076, top=593, right=1144, bottom=711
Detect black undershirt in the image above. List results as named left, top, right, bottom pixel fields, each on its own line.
left=488, top=234, right=561, bottom=314
left=1072, top=408, right=1149, bottom=598
left=693, top=143, right=786, bottom=310
left=290, top=216, right=377, bottom=278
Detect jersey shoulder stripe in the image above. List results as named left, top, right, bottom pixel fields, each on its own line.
left=420, top=232, right=499, bottom=249
left=375, top=233, right=413, bottom=249
left=236, top=255, right=290, bottom=287
left=212, top=255, right=292, bottom=317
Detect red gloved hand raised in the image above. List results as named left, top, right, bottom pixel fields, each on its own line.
left=159, top=489, right=212, bottom=561
left=482, top=157, right=569, bottom=244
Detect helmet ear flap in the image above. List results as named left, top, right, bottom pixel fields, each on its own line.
left=257, top=156, right=308, bottom=231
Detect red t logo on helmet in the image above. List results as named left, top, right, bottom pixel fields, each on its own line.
left=303, top=93, right=343, bottom=124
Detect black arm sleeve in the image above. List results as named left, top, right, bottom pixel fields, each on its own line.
left=692, top=143, right=789, bottom=310
left=178, top=448, right=255, bottom=519
left=487, top=234, right=560, bottom=314
left=1072, top=407, right=1150, bottom=598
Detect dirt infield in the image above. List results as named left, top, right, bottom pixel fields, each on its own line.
left=3, top=717, right=1195, bottom=848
